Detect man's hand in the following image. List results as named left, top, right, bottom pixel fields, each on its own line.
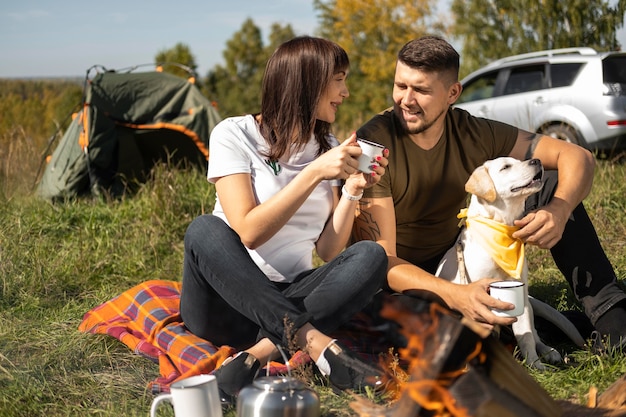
left=513, top=198, right=570, bottom=249
left=449, top=279, right=517, bottom=328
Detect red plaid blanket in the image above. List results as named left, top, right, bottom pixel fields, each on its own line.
left=79, top=280, right=401, bottom=393
left=78, top=279, right=312, bottom=393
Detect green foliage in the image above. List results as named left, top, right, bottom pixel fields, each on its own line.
left=203, top=19, right=296, bottom=118
left=0, top=79, right=82, bottom=140
left=154, top=42, right=200, bottom=81
left=0, top=80, right=83, bottom=199
left=450, top=0, right=626, bottom=76
left=223, top=18, right=265, bottom=79
left=314, top=0, right=446, bottom=134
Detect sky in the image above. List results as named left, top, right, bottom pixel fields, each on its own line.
left=1, top=1, right=625, bottom=79
left=0, top=0, right=320, bottom=78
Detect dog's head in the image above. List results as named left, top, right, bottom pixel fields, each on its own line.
left=465, top=157, right=544, bottom=222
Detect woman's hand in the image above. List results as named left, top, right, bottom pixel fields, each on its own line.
left=304, top=133, right=388, bottom=189
left=344, top=135, right=388, bottom=192
left=305, top=133, right=362, bottom=182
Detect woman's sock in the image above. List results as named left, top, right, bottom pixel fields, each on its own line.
left=314, top=339, right=336, bottom=376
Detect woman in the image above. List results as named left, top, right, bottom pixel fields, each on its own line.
left=179, top=36, right=389, bottom=406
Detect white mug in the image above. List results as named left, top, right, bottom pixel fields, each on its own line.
left=356, top=138, right=385, bottom=173
left=150, top=374, right=223, bottom=417
left=489, top=280, right=525, bottom=317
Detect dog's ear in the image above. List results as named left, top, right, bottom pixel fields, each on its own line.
left=465, top=166, right=497, bottom=202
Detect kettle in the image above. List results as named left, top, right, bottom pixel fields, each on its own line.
left=236, top=376, right=320, bottom=417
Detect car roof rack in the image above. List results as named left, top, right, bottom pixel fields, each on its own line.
left=485, top=47, right=598, bottom=67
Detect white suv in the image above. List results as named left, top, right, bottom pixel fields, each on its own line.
left=454, top=47, right=626, bottom=155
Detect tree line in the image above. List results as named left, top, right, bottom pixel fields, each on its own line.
left=2, top=0, right=625, bottom=150
left=162, top=0, right=626, bottom=134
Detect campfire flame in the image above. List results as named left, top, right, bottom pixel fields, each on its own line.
left=353, top=297, right=488, bottom=417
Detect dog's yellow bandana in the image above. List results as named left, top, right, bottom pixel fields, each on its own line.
left=457, top=208, right=525, bottom=279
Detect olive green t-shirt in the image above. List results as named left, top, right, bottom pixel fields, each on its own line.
left=356, top=107, right=518, bottom=267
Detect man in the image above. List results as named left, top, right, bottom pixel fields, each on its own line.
left=354, top=36, right=626, bottom=348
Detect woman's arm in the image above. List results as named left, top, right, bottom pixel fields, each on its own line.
left=315, top=148, right=388, bottom=261
left=315, top=183, right=359, bottom=262
left=216, top=137, right=363, bottom=249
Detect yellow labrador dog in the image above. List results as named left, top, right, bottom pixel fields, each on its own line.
left=436, top=157, right=585, bottom=370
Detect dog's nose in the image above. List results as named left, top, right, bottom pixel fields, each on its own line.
left=529, top=158, right=541, bottom=166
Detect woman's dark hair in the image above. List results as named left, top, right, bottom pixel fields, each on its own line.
left=259, top=36, right=349, bottom=160
left=398, top=36, right=460, bottom=85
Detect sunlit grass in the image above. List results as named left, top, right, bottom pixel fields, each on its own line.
left=1, top=129, right=625, bottom=416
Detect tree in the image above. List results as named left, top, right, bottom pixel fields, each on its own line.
left=450, top=0, right=626, bottom=76
left=154, top=42, right=199, bottom=81
left=204, top=19, right=295, bottom=118
left=314, top=0, right=443, bottom=133
left=0, top=80, right=82, bottom=141
left=265, top=22, right=299, bottom=58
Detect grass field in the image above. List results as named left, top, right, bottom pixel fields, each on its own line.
left=1, top=129, right=625, bottom=416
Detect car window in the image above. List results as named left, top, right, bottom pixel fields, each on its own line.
left=550, top=63, right=583, bottom=87
left=457, top=70, right=498, bottom=104
left=603, top=56, right=626, bottom=83
left=502, top=65, right=545, bottom=95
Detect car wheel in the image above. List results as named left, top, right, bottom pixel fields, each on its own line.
left=542, top=124, right=587, bottom=147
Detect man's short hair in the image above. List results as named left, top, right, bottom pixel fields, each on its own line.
left=398, top=36, right=460, bottom=82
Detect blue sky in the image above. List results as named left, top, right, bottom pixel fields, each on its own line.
left=0, top=0, right=319, bottom=78
left=1, top=1, right=625, bottom=78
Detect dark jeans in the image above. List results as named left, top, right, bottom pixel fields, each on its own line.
left=180, top=215, right=388, bottom=350
left=524, top=170, right=626, bottom=325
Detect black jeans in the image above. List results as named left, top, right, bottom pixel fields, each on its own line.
left=525, top=171, right=626, bottom=325
left=180, top=215, right=388, bottom=350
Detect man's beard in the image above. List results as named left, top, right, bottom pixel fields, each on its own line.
left=394, top=104, right=446, bottom=135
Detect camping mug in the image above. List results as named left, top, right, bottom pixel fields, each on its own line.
left=489, top=280, right=525, bottom=317
left=150, top=374, right=223, bottom=417
left=356, top=138, right=385, bottom=173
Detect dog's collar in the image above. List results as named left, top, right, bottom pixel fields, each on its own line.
left=457, top=209, right=524, bottom=279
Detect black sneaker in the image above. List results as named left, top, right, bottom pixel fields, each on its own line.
left=323, top=341, right=384, bottom=394
left=213, top=352, right=260, bottom=407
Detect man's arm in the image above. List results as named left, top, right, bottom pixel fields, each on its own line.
left=509, top=131, right=596, bottom=248
left=354, top=196, right=516, bottom=326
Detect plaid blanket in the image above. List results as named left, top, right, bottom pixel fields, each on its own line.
left=79, top=279, right=404, bottom=393
left=78, top=279, right=313, bottom=393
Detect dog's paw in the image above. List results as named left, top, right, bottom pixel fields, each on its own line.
left=528, top=360, right=547, bottom=371
left=522, top=344, right=562, bottom=370
left=517, top=344, right=545, bottom=370
left=521, top=351, right=546, bottom=370
left=537, top=343, right=563, bottom=364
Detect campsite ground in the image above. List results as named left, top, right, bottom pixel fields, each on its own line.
left=1, top=151, right=625, bottom=415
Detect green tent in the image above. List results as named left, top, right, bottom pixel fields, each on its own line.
left=37, top=65, right=221, bottom=200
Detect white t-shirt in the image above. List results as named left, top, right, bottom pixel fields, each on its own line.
left=208, top=115, right=341, bottom=282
